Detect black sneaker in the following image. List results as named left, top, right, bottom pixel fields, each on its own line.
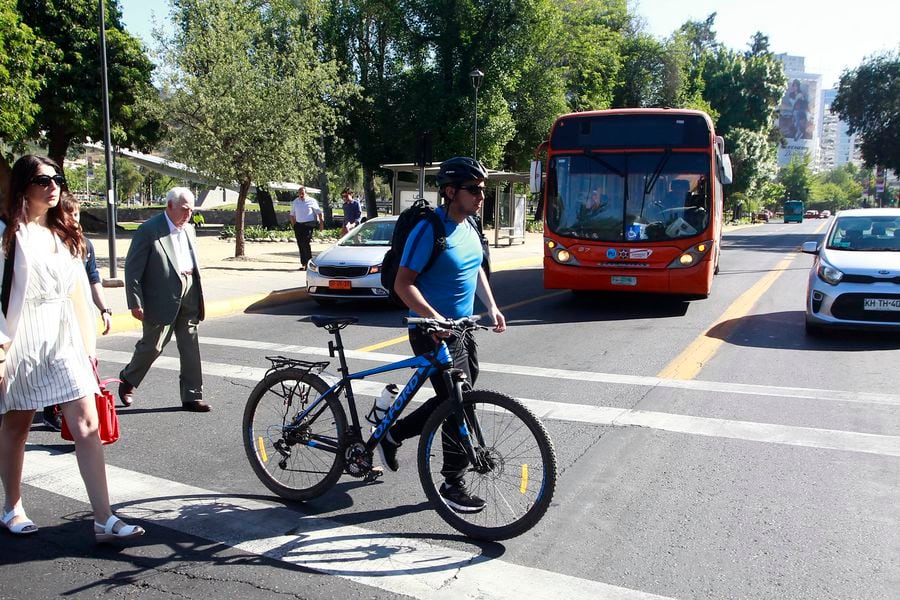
left=376, top=434, right=401, bottom=472
left=42, top=405, right=62, bottom=432
left=439, top=480, right=486, bottom=513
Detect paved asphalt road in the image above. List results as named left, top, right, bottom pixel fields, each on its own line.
left=2, top=218, right=898, bottom=599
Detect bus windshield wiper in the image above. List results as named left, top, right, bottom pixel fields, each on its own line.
left=644, top=148, right=671, bottom=196
left=582, top=150, right=625, bottom=178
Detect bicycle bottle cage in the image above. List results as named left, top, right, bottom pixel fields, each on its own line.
left=264, top=356, right=330, bottom=378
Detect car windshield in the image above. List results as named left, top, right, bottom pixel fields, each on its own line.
left=338, top=220, right=395, bottom=247
left=826, top=216, right=900, bottom=251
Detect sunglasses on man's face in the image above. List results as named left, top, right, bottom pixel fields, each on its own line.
left=457, top=184, right=485, bottom=195
left=29, top=174, right=66, bottom=187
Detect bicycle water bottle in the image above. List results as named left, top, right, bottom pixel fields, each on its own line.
left=366, top=384, right=399, bottom=425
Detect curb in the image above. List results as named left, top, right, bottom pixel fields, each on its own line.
left=104, top=287, right=311, bottom=336
left=102, top=254, right=541, bottom=336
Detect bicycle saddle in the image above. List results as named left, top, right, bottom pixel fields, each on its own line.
left=310, top=315, right=358, bottom=330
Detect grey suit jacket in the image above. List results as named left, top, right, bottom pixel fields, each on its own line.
left=124, top=212, right=205, bottom=326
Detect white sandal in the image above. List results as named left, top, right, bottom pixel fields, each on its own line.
left=1, top=506, right=39, bottom=535
left=94, top=515, right=145, bottom=543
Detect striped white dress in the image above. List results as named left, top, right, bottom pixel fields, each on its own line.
left=0, top=236, right=98, bottom=414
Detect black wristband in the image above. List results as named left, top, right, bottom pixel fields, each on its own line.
left=101, top=308, right=112, bottom=316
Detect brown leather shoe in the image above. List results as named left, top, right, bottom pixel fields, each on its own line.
left=118, top=379, right=135, bottom=407
left=182, top=400, right=211, bottom=413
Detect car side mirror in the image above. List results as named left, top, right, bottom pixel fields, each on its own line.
left=530, top=160, right=543, bottom=194
left=801, top=241, right=819, bottom=254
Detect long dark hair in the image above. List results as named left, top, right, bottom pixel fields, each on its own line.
left=3, top=155, right=84, bottom=257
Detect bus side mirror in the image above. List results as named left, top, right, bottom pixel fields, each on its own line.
left=530, top=160, right=543, bottom=194
left=720, top=154, right=734, bottom=185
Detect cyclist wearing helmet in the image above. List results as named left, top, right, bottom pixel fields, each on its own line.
left=378, top=156, right=506, bottom=513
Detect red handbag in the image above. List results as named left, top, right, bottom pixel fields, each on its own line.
left=61, top=365, right=120, bottom=445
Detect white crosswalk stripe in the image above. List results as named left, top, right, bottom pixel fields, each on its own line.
left=98, top=348, right=900, bottom=457
left=22, top=447, right=672, bottom=600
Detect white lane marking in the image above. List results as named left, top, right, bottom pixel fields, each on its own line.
left=22, top=447, right=672, bottom=600
left=99, top=349, right=900, bottom=457
left=114, top=332, right=900, bottom=407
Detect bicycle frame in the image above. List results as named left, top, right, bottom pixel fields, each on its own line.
left=291, top=326, right=454, bottom=455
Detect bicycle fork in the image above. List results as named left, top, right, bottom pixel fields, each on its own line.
left=443, top=370, right=494, bottom=474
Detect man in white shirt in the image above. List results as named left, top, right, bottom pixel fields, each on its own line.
left=119, top=187, right=209, bottom=412
left=289, top=186, right=323, bottom=270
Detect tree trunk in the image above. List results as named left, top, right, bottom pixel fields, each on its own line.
left=234, top=179, right=251, bottom=258
left=363, top=166, right=377, bottom=218
left=316, top=140, right=332, bottom=227
left=0, top=156, right=12, bottom=206
left=47, top=129, right=71, bottom=173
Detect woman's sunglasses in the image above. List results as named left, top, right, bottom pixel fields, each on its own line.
left=29, top=174, right=66, bottom=187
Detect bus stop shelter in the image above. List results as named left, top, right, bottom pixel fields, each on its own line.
left=381, top=163, right=529, bottom=247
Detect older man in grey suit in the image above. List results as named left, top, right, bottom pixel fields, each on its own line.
left=118, top=187, right=210, bottom=412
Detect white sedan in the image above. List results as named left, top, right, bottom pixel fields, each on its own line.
left=307, top=216, right=398, bottom=305
left=802, top=208, right=900, bottom=335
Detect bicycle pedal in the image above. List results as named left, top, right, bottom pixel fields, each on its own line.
left=365, top=466, right=384, bottom=481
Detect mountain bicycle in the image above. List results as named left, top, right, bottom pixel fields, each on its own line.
left=242, top=315, right=557, bottom=541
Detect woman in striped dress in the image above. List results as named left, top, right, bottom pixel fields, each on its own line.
left=0, top=155, right=144, bottom=542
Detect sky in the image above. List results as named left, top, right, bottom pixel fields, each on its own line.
left=119, top=0, right=899, bottom=90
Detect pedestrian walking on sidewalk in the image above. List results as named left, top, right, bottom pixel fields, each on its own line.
left=0, top=154, right=144, bottom=542
left=118, top=187, right=210, bottom=413
left=290, top=186, right=323, bottom=270
left=41, top=193, right=114, bottom=432
left=340, top=188, right=362, bottom=236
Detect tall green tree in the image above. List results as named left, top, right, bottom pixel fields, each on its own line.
left=779, top=153, right=814, bottom=203
left=0, top=0, right=45, bottom=196
left=157, top=0, right=355, bottom=257
left=831, top=50, right=900, bottom=172
left=15, top=0, right=160, bottom=169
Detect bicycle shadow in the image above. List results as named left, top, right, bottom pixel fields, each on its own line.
left=17, top=488, right=507, bottom=596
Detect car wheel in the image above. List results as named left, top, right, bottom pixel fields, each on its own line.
left=313, top=297, right=337, bottom=306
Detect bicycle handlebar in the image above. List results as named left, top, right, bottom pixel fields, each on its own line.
left=403, top=315, right=483, bottom=332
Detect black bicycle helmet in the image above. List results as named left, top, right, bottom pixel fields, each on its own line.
left=436, top=156, right=489, bottom=186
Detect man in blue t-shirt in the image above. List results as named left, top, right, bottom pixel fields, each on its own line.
left=377, top=157, right=506, bottom=514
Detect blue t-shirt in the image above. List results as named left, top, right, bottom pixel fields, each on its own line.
left=400, top=206, right=482, bottom=320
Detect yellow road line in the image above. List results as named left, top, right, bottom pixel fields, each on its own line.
left=657, top=254, right=796, bottom=380
left=658, top=220, right=828, bottom=380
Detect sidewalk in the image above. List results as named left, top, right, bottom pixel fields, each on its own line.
left=90, top=227, right=544, bottom=335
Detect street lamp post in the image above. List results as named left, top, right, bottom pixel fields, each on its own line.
left=469, top=69, right=484, bottom=160
left=98, top=0, right=121, bottom=283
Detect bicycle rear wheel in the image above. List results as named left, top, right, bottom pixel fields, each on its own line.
left=243, top=369, right=347, bottom=501
left=417, top=390, right=557, bottom=540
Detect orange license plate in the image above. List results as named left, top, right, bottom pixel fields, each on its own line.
left=329, top=280, right=352, bottom=290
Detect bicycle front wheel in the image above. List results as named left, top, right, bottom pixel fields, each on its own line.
left=243, top=369, right=347, bottom=501
left=417, top=390, right=557, bottom=540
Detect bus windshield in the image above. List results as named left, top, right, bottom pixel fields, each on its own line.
left=546, top=152, right=711, bottom=243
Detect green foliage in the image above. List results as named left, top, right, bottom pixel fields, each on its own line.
left=832, top=50, right=900, bottom=172
left=778, top=153, right=814, bottom=203
left=16, top=0, right=160, bottom=166
left=810, top=163, right=864, bottom=211
left=157, top=0, right=357, bottom=256
left=0, top=1, right=44, bottom=146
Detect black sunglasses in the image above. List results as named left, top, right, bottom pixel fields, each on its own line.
left=29, top=174, right=66, bottom=187
left=456, top=184, right=485, bottom=195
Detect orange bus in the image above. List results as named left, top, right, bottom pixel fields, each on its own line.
left=531, top=109, right=733, bottom=298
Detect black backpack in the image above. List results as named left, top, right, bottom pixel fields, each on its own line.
left=381, top=199, right=490, bottom=307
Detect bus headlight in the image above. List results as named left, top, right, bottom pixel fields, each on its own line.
left=548, top=242, right=580, bottom=265
left=668, top=241, right=712, bottom=269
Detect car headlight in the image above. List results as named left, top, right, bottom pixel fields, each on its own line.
left=667, top=241, right=712, bottom=269
left=368, top=264, right=382, bottom=275
left=817, top=261, right=843, bottom=285
left=307, top=261, right=319, bottom=273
